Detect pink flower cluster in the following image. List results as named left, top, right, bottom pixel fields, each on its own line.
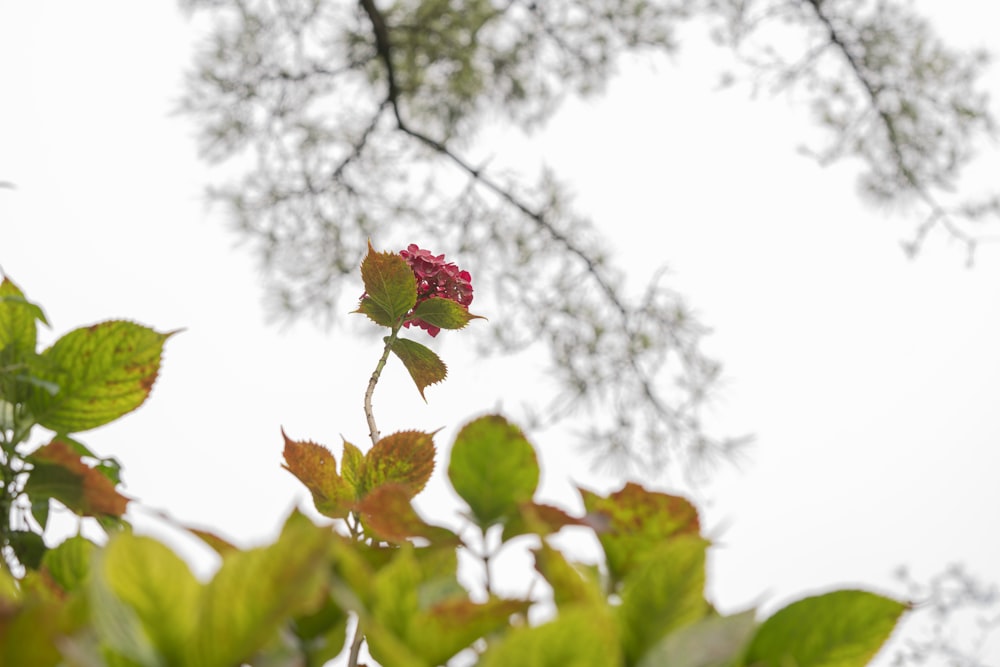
left=400, top=244, right=473, bottom=337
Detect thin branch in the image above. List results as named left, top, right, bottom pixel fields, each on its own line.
left=801, top=0, right=984, bottom=258
left=357, top=0, right=679, bottom=427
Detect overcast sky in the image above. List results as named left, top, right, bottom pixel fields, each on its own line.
left=2, top=2, right=999, bottom=665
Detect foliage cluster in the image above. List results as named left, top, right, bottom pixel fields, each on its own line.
left=0, top=247, right=909, bottom=666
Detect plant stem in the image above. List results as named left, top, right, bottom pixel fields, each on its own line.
left=347, top=619, right=366, bottom=667
left=481, top=526, right=494, bottom=596
left=364, top=327, right=399, bottom=446
left=349, top=326, right=401, bottom=666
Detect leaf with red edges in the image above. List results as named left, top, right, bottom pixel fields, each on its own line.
left=503, top=502, right=587, bottom=541
left=281, top=430, right=354, bottom=519
left=25, top=440, right=129, bottom=517
left=360, top=430, right=436, bottom=499
left=579, top=482, right=700, bottom=583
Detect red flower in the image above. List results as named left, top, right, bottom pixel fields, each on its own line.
left=399, top=244, right=474, bottom=337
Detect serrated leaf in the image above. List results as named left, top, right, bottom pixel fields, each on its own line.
left=389, top=337, right=447, bottom=400
left=448, top=415, right=539, bottom=529
left=410, top=297, right=483, bottom=331
left=42, top=535, right=97, bottom=593
left=28, top=321, right=174, bottom=433
left=637, top=609, right=758, bottom=667
left=26, top=440, right=129, bottom=518
left=580, top=482, right=700, bottom=584
left=617, top=537, right=711, bottom=664
left=355, top=296, right=397, bottom=328
left=479, top=605, right=622, bottom=667
left=281, top=429, right=355, bottom=518
left=359, top=241, right=417, bottom=324
left=361, top=429, right=436, bottom=499
left=355, top=483, right=458, bottom=545
left=0, top=277, right=46, bottom=354
left=746, top=590, right=908, bottom=667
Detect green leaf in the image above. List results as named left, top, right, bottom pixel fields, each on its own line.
left=447, top=415, right=539, bottom=528
left=0, top=277, right=46, bottom=354
left=0, top=576, right=66, bottom=667
left=388, top=336, right=447, bottom=400
left=93, top=532, right=199, bottom=666
left=410, top=297, right=483, bottom=331
left=745, top=590, right=909, bottom=667
left=361, top=429, right=436, bottom=499
left=190, top=509, right=333, bottom=666
left=532, top=542, right=605, bottom=608
left=42, top=535, right=97, bottom=593
left=617, top=536, right=710, bottom=664
left=479, top=605, right=622, bottom=667
left=580, top=482, right=700, bottom=584
left=281, top=429, right=355, bottom=519
left=357, top=241, right=417, bottom=325
left=95, top=510, right=336, bottom=667
left=636, top=609, right=758, bottom=667
left=355, top=296, right=397, bottom=328
left=366, top=545, right=527, bottom=666
left=8, top=530, right=46, bottom=570
left=293, top=597, right=349, bottom=666
left=30, top=495, right=50, bottom=530
left=28, top=321, right=174, bottom=433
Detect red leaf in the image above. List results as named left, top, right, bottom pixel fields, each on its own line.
left=354, top=484, right=458, bottom=545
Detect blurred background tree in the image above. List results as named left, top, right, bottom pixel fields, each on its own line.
left=179, top=0, right=997, bottom=479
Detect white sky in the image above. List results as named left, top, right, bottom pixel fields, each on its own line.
left=2, top=1, right=999, bottom=665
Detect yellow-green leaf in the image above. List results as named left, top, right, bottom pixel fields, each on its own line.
left=409, top=297, right=483, bottom=331
left=361, top=429, right=436, bottom=499
left=358, top=241, right=417, bottom=324
left=388, top=337, right=447, bottom=400
left=746, top=590, right=909, bottom=667
left=96, top=533, right=200, bottom=665
left=479, top=605, right=622, bottom=667
left=42, top=535, right=97, bottom=593
left=0, top=277, right=45, bottom=354
left=448, top=415, right=539, bottom=528
left=190, top=510, right=334, bottom=666
left=29, top=321, right=174, bottom=433
left=617, top=537, right=711, bottom=664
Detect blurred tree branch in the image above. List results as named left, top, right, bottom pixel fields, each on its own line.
left=178, top=0, right=997, bottom=477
